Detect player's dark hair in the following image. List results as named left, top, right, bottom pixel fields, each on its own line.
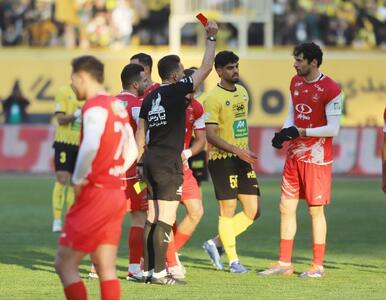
left=121, top=63, right=145, bottom=89
left=293, top=42, right=323, bottom=67
left=130, top=53, right=153, bottom=71
left=215, top=51, right=239, bottom=68
left=71, top=55, right=104, bottom=83
left=158, top=55, right=181, bottom=81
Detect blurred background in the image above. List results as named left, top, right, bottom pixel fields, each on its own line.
left=0, top=0, right=384, bottom=176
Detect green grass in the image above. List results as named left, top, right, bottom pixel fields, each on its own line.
left=0, top=175, right=385, bottom=299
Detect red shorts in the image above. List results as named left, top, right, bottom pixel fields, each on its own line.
left=59, top=184, right=126, bottom=253
left=125, top=179, right=148, bottom=212
left=181, top=166, right=201, bottom=202
left=281, top=157, right=332, bottom=205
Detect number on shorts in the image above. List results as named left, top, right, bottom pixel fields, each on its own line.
left=229, top=175, right=238, bottom=189
left=59, top=151, right=66, bottom=164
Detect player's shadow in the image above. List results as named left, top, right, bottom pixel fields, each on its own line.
left=0, top=250, right=57, bottom=274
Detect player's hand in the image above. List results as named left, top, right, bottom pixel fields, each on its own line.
left=72, top=179, right=88, bottom=199
left=272, top=126, right=300, bottom=149
left=234, top=148, right=257, bottom=165
left=205, top=20, right=218, bottom=37
left=272, top=132, right=285, bottom=149
left=136, top=165, right=144, bottom=181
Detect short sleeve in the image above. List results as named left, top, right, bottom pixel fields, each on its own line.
left=383, top=108, right=386, bottom=132
left=139, top=94, right=151, bottom=120
left=54, top=87, right=67, bottom=113
left=204, top=94, right=221, bottom=124
left=173, top=76, right=194, bottom=97
left=192, top=99, right=205, bottom=130
left=326, top=81, right=341, bottom=104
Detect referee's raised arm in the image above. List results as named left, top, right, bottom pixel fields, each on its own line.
left=191, top=20, right=218, bottom=90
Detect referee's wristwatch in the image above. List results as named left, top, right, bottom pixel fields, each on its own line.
left=207, top=36, right=216, bottom=42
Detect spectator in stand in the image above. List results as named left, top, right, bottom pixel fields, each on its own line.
left=2, top=80, right=30, bottom=124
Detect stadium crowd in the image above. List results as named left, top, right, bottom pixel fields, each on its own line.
left=1, top=0, right=386, bottom=48
left=274, top=0, right=386, bottom=48
left=0, top=0, right=170, bottom=47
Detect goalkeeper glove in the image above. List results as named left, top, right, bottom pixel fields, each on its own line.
left=271, top=126, right=300, bottom=149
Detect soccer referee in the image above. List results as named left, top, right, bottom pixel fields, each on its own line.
left=136, top=20, right=218, bottom=285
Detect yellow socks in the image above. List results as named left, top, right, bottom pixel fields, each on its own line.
left=219, top=216, right=238, bottom=262
left=66, top=186, right=75, bottom=208
left=52, top=182, right=65, bottom=220
left=232, top=212, right=253, bottom=237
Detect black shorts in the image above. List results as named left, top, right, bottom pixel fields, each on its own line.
left=53, top=142, right=79, bottom=173
left=143, top=149, right=183, bottom=201
left=208, top=156, right=260, bottom=200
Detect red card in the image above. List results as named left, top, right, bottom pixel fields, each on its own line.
left=196, top=13, right=208, bottom=26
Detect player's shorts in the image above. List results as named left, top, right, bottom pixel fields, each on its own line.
left=53, top=141, right=79, bottom=173
left=181, top=166, right=201, bottom=202
left=208, top=156, right=260, bottom=200
left=281, top=157, right=332, bottom=205
left=143, top=149, right=183, bottom=201
left=59, top=183, right=126, bottom=253
left=125, top=178, right=148, bottom=212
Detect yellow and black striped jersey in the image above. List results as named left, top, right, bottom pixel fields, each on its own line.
left=54, top=85, right=83, bottom=146
left=204, top=84, right=250, bottom=160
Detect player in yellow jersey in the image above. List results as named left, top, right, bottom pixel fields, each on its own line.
left=202, top=51, right=261, bottom=273
left=52, top=84, right=83, bottom=232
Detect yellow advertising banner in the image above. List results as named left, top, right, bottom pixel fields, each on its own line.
left=0, top=49, right=384, bottom=126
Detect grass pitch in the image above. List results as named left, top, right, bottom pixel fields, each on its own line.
left=0, top=175, right=385, bottom=299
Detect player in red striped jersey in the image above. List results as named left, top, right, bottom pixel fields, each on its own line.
left=55, top=55, right=137, bottom=300
left=130, top=53, right=160, bottom=100
left=117, top=63, right=150, bottom=281
left=87, top=63, right=151, bottom=281
left=260, top=42, right=343, bottom=278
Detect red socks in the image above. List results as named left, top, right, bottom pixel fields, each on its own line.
left=64, top=281, right=87, bottom=300
left=174, top=231, right=191, bottom=252
left=64, top=279, right=120, bottom=300
left=312, top=243, right=326, bottom=266
left=279, top=239, right=294, bottom=263
left=128, top=226, right=144, bottom=264
left=100, top=279, right=120, bottom=300
left=166, top=238, right=177, bottom=267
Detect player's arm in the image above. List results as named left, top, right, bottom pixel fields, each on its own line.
left=299, top=93, right=343, bottom=137
left=382, top=121, right=386, bottom=194
left=206, top=123, right=256, bottom=164
left=282, top=95, right=295, bottom=128
left=72, top=107, right=108, bottom=187
left=136, top=117, right=147, bottom=163
left=54, top=87, right=81, bottom=125
left=191, top=20, right=218, bottom=91
left=55, top=111, right=80, bottom=125
left=122, top=124, right=138, bottom=173
left=183, top=129, right=206, bottom=161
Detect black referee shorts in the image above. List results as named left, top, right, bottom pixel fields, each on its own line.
left=143, top=149, right=183, bottom=201
left=53, top=141, right=79, bottom=173
left=208, top=156, right=260, bottom=200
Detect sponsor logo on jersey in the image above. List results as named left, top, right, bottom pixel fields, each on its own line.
left=312, top=93, right=320, bottom=102
left=314, top=84, right=324, bottom=92
left=148, top=93, right=166, bottom=127
left=233, top=103, right=246, bottom=118
left=295, top=103, right=312, bottom=120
